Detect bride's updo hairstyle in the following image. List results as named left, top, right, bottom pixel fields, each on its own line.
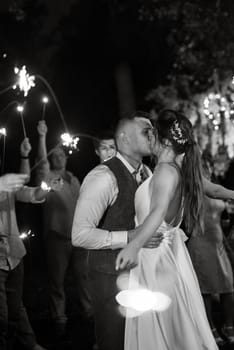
left=155, top=109, right=204, bottom=236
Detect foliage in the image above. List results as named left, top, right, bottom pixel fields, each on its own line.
left=136, top=0, right=234, bottom=109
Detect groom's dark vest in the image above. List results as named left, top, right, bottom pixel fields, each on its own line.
left=98, top=157, right=138, bottom=231
left=88, top=157, right=138, bottom=275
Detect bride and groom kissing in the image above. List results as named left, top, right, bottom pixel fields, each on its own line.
left=72, top=110, right=234, bottom=350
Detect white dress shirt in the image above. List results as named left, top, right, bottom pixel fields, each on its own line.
left=72, top=153, right=151, bottom=250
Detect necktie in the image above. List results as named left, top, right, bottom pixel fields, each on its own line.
left=139, top=166, right=149, bottom=184
left=132, top=166, right=149, bottom=186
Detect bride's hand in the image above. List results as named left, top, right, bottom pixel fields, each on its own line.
left=115, top=243, right=139, bottom=271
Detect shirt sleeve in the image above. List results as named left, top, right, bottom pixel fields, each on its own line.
left=72, top=165, right=128, bottom=250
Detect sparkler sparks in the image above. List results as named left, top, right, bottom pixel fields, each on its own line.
left=40, top=181, right=51, bottom=192
left=19, top=230, right=35, bottom=240
left=14, top=65, right=35, bottom=96
left=61, top=133, right=79, bottom=154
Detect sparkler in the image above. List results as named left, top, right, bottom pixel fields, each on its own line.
left=40, top=181, right=51, bottom=192
left=61, top=133, right=79, bottom=154
left=31, top=132, right=96, bottom=173
left=41, top=96, right=49, bottom=120
left=13, top=66, right=67, bottom=130
left=19, top=230, right=35, bottom=240
left=0, top=128, right=6, bottom=136
left=35, top=74, right=68, bottom=131
left=16, top=104, right=27, bottom=138
left=14, top=65, right=35, bottom=97
left=0, top=127, right=7, bottom=174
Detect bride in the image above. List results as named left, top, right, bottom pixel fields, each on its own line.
left=116, top=109, right=218, bottom=350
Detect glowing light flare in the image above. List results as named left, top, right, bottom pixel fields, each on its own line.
left=116, top=272, right=130, bottom=291
left=116, top=289, right=171, bottom=313
left=19, top=230, right=35, bottom=240
left=61, top=133, right=79, bottom=154
left=14, top=65, right=35, bottom=96
left=0, top=128, right=7, bottom=136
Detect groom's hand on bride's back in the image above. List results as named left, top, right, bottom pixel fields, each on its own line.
left=144, top=233, right=163, bottom=248
left=127, top=229, right=163, bottom=248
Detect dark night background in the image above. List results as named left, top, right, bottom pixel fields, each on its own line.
left=1, top=2, right=234, bottom=348
left=0, top=0, right=175, bottom=180
left=1, top=0, right=234, bottom=180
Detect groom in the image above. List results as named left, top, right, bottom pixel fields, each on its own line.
left=72, top=111, right=162, bottom=350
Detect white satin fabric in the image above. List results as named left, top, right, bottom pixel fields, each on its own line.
left=125, top=177, right=218, bottom=350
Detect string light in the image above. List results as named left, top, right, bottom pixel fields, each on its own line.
left=202, top=91, right=234, bottom=130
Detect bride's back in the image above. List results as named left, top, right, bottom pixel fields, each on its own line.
left=135, top=163, right=183, bottom=229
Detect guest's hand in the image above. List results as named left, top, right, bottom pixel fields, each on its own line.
left=0, top=174, right=29, bottom=192
left=144, top=232, right=164, bottom=248
left=20, top=138, right=31, bottom=157
left=37, top=120, right=48, bottom=136
left=49, top=177, right=64, bottom=191
left=116, top=243, right=139, bottom=271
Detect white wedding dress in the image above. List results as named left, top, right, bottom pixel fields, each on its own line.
left=124, top=175, right=218, bottom=350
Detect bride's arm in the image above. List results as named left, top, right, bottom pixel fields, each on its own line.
left=116, top=165, right=178, bottom=270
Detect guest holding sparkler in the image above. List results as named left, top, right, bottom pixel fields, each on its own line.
left=19, top=137, right=31, bottom=178
left=35, top=120, right=92, bottom=338
left=15, top=139, right=48, bottom=350
left=0, top=147, right=53, bottom=350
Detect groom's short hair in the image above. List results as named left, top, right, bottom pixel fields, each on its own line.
left=115, top=110, right=152, bottom=138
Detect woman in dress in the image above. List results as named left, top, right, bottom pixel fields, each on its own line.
left=187, top=154, right=234, bottom=345
left=116, top=109, right=218, bottom=350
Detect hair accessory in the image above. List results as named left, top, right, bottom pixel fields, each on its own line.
left=170, top=121, right=187, bottom=145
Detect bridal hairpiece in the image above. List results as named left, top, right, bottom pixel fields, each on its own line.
left=170, top=121, right=187, bottom=145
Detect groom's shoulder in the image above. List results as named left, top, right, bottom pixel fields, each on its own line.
left=82, top=163, right=116, bottom=186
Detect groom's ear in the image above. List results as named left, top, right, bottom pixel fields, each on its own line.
left=119, top=132, right=128, bottom=144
